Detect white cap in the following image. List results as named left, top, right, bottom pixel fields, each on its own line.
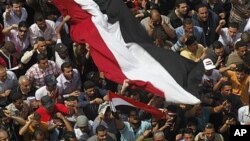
left=203, top=58, right=216, bottom=70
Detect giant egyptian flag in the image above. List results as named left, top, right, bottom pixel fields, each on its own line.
left=51, top=0, right=202, bottom=104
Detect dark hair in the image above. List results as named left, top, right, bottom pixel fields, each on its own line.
left=61, top=62, right=73, bottom=72
left=36, top=53, right=48, bottom=63
left=185, top=35, right=197, bottom=46
left=34, top=13, right=45, bottom=23
left=128, top=109, right=139, bottom=117
left=95, top=125, right=107, bottom=134
left=33, top=112, right=41, bottom=121
left=35, top=36, right=45, bottom=43
left=11, top=0, right=21, bottom=6
left=64, top=131, right=77, bottom=141
left=228, top=22, right=239, bottom=29
left=220, top=81, right=232, bottom=90
left=211, top=41, right=223, bottom=49
left=186, top=117, right=198, bottom=127
left=183, top=18, right=193, bottom=26
left=65, top=96, right=78, bottom=102
left=18, top=21, right=28, bottom=28
left=183, top=128, right=194, bottom=135
left=10, top=91, right=22, bottom=103
left=235, top=40, right=247, bottom=50
left=167, top=104, right=178, bottom=113
left=33, top=129, right=45, bottom=139
left=83, top=80, right=95, bottom=90
left=195, top=3, right=207, bottom=12
left=205, top=123, right=214, bottom=129
left=175, top=0, right=187, bottom=7
left=235, top=64, right=248, bottom=73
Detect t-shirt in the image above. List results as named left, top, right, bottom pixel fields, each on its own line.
left=36, top=103, right=69, bottom=122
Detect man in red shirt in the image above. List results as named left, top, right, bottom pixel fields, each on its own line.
left=35, top=95, right=70, bottom=123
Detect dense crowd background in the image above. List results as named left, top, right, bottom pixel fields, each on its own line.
left=0, top=0, right=250, bottom=141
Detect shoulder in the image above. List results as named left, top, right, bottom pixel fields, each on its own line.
left=87, top=135, right=97, bottom=141
left=45, top=20, right=56, bottom=25
left=140, top=17, right=150, bottom=25
left=194, top=26, right=204, bottom=32
left=7, top=70, right=17, bottom=78
left=141, top=121, right=151, bottom=128
left=209, top=10, right=219, bottom=20
left=29, top=23, right=37, bottom=30
left=35, top=86, right=46, bottom=94
left=238, top=105, right=248, bottom=112
left=161, top=15, right=170, bottom=21
left=107, top=132, right=117, bottom=140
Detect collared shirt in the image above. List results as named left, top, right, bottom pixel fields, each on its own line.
left=119, top=121, right=151, bottom=141
left=6, top=29, right=30, bottom=55
left=238, top=105, right=250, bottom=125
left=3, top=8, right=28, bottom=27
left=35, top=85, right=59, bottom=100
left=218, top=28, right=241, bottom=54
left=180, top=44, right=204, bottom=62
left=176, top=26, right=206, bottom=46
left=226, top=70, right=250, bottom=105
left=25, top=60, right=61, bottom=89
left=29, top=20, right=57, bottom=45
left=0, top=71, right=17, bottom=89
left=202, top=69, right=222, bottom=85
left=57, top=69, right=81, bottom=96
left=226, top=51, right=244, bottom=67
left=0, top=70, right=17, bottom=106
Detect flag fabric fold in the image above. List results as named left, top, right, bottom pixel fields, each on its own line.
left=51, top=0, right=201, bottom=104
left=109, top=92, right=165, bottom=119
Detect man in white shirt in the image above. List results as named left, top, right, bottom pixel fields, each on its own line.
left=35, top=74, right=60, bottom=105
left=238, top=97, right=250, bottom=125
left=55, top=43, right=70, bottom=68
left=29, top=13, right=56, bottom=47
left=57, top=62, right=81, bottom=99
left=217, top=21, right=241, bottom=54
left=3, top=0, right=28, bottom=27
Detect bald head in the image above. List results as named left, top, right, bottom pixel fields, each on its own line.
left=18, top=75, right=29, bottom=84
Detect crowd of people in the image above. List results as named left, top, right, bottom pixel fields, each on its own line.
left=0, top=0, right=250, bottom=141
